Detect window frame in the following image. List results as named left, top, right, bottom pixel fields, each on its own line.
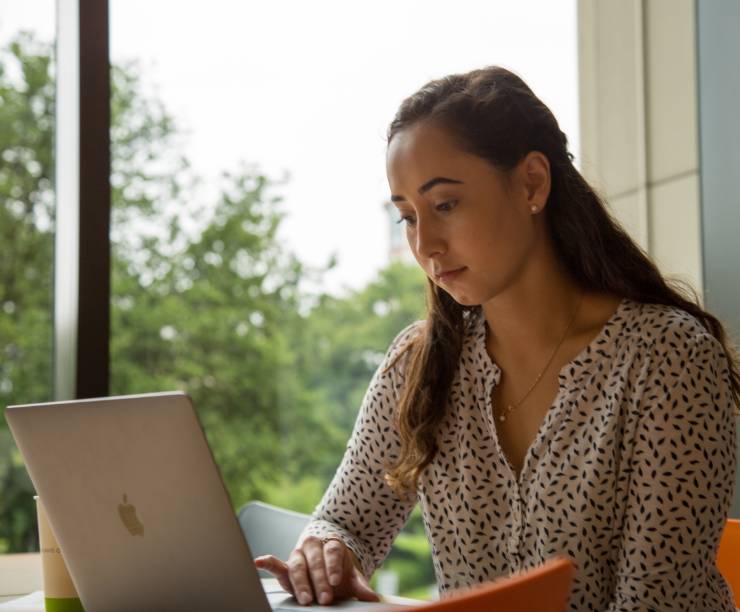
left=54, top=0, right=111, bottom=400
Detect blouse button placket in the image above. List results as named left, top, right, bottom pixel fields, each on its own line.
left=508, top=484, right=523, bottom=564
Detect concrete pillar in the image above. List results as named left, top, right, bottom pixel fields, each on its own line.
left=578, top=0, right=702, bottom=294
left=696, top=0, right=740, bottom=518
left=577, top=0, right=739, bottom=517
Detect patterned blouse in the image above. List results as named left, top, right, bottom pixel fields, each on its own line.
left=299, top=297, right=737, bottom=611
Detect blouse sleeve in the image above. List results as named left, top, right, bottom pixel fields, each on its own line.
left=606, top=332, right=737, bottom=610
left=296, top=321, right=424, bottom=579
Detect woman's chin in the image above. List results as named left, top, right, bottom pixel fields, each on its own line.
left=447, top=290, right=480, bottom=307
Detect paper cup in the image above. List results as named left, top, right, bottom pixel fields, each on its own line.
left=34, top=496, right=85, bottom=612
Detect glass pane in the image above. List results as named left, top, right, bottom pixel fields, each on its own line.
left=0, top=0, right=56, bottom=553
left=109, top=0, right=577, bottom=598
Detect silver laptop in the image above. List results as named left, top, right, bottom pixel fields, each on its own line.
left=5, top=392, right=401, bottom=612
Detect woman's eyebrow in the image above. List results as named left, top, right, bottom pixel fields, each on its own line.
left=390, top=177, right=464, bottom=202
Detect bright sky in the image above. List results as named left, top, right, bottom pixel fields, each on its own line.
left=1, top=0, right=579, bottom=295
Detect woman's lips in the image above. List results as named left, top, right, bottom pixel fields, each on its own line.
left=435, top=267, right=466, bottom=282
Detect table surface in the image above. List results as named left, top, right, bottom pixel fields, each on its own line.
left=0, top=554, right=42, bottom=603
left=0, top=554, right=419, bottom=608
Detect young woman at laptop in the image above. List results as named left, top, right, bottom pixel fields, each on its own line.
left=255, top=66, right=739, bottom=610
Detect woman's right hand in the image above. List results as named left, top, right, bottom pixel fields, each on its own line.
left=254, top=535, right=381, bottom=606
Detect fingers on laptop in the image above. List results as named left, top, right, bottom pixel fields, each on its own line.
left=322, top=538, right=345, bottom=586
left=253, top=555, right=294, bottom=595
left=258, top=537, right=378, bottom=607
left=286, top=548, right=316, bottom=605
left=295, top=537, right=334, bottom=605
left=324, top=539, right=379, bottom=603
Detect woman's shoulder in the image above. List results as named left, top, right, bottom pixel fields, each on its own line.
left=379, top=308, right=483, bottom=376
left=619, top=299, right=736, bottom=428
left=380, top=319, right=425, bottom=375
left=621, top=298, right=724, bottom=359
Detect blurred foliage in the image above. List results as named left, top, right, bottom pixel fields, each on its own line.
left=0, top=32, right=55, bottom=554
left=0, top=32, right=433, bottom=597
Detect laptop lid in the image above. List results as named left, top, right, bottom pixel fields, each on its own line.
left=5, top=391, right=272, bottom=612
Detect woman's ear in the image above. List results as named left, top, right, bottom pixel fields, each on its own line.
left=518, top=151, right=551, bottom=213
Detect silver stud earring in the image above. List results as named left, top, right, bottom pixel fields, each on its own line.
left=530, top=205, right=538, bottom=213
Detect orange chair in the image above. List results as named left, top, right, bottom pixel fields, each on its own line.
left=718, top=518, right=740, bottom=605
left=402, top=556, right=575, bottom=612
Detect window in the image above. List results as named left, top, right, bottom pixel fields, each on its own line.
left=0, top=1, right=56, bottom=553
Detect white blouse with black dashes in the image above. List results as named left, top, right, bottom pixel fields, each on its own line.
left=299, top=298, right=737, bottom=611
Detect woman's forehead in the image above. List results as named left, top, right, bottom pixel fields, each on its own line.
left=387, top=123, right=498, bottom=195
left=387, top=122, right=459, bottom=164
left=388, top=125, right=472, bottom=183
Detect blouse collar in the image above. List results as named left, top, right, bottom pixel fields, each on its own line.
left=462, top=297, right=636, bottom=391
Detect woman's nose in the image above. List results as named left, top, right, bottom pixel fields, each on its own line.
left=414, top=217, right=446, bottom=259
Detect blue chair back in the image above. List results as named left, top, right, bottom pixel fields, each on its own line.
left=238, top=501, right=311, bottom=577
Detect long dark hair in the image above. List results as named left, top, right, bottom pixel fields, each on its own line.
left=384, top=65, right=740, bottom=495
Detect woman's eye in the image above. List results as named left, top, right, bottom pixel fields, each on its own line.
left=435, top=200, right=457, bottom=212
left=396, top=214, right=416, bottom=226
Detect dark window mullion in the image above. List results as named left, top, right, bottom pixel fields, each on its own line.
left=54, top=0, right=110, bottom=400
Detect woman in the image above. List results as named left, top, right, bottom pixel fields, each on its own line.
left=255, top=66, right=739, bottom=610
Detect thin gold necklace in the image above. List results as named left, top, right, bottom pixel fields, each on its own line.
left=495, top=292, right=584, bottom=423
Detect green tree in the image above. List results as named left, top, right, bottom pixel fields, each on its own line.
left=295, top=262, right=427, bottom=434
left=0, top=33, right=55, bottom=553
left=110, top=165, right=347, bottom=509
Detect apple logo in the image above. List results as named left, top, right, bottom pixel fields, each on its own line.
left=118, top=494, right=144, bottom=536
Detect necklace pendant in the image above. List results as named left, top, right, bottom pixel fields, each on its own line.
left=499, top=405, right=513, bottom=423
